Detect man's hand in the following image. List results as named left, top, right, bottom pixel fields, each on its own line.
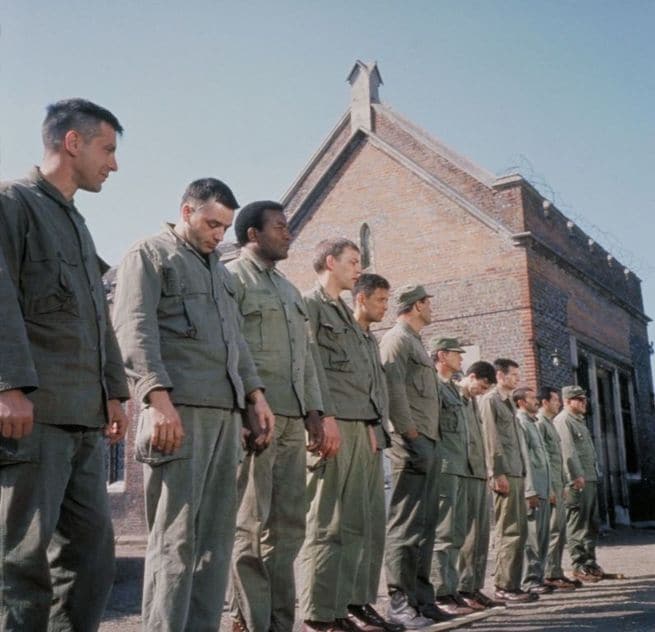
left=526, top=494, right=540, bottom=510
left=492, top=474, right=510, bottom=496
left=549, top=493, right=557, bottom=506
left=105, top=399, right=129, bottom=444
left=305, top=410, right=323, bottom=455
left=0, top=389, right=34, bottom=439
left=402, top=427, right=419, bottom=441
left=572, top=476, right=586, bottom=491
left=147, top=389, right=184, bottom=455
left=244, top=389, right=275, bottom=452
left=368, top=425, right=378, bottom=454
left=320, top=415, right=340, bottom=458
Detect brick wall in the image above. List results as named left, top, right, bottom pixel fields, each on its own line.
left=280, top=139, right=538, bottom=382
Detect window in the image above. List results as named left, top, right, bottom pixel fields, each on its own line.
left=359, top=223, right=373, bottom=270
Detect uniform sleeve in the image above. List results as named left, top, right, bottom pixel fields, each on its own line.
left=0, top=193, right=38, bottom=392
left=479, top=395, right=508, bottom=478
left=304, top=295, right=336, bottom=418
left=555, top=416, right=583, bottom=483
left=112, top=245, right=173, bottom=403
left=518, top=417, right=537, bottom=498
left=379, top=333, right=414, bottom=435
left=236, top=331, right=265, bottom=397
left=303, top=332, right=324, bottom=414
left=103, top=297, right=129, bottom=401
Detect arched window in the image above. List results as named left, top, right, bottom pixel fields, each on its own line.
left=360, top=222, right=373, bottom=270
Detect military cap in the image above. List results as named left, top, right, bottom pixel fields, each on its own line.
left=562, top=385, right=587, bottom=400
left=431, top=337, right=465, bottom=353
left=394, top=284, right=433, bottom=311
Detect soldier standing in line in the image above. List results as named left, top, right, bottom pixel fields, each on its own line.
left=349, top=273, right=403, bottom=632
left=0, top=99, right=130, bottom=631
left=456, top=361, right=503, bottom=610
left=554, top=385, right=604, bottom=583
left=536, top=387, right=578, bottom=590
left=479, top=358, right=538, bottom=603
left=226, top=201, right=338, bottom=632
left=112, top=178, right=275, bottom=631
left=431, top=338, right=475, bottom=617
left=299, top=239, right=387, bottom=632
left=381, top=285, right=449, bottom=629
left=514, top=387, right=554, bottom=595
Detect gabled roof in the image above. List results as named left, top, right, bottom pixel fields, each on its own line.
left=281, top=102, right=512, bottom=238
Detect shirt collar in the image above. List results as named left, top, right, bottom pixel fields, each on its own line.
left=30, top=166, right=77, bottom=211
left=398, top=320, right=421, bottom=341
left=240, top=246, right=277, bottom=274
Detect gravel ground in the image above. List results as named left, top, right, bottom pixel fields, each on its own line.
left=100, top=526, right=655, bottom=631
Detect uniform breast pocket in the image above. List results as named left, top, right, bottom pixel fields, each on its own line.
left=440, top=399, right=462, bottom=432
left=241, top=292, right=281, bottom=352
left=158, top=268, right=204, bottom=339
left=22, top=239, right=80, bottom=320
left=409, top=357, right=434, bottom=398
left=317, top=321, right=352, bottom=372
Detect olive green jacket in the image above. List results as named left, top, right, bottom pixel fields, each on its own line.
left=0, top=168, right=128, bottom=427
left=438, top=376, right=469, bottom=476
left=303, top=285, right=384, bottom=421
left=536, top=411, right=566, bottom=492
left=479, top=386, right=526, bottom=479
left=226, top=248, right=322, bottom=417
left=459, top=387, right=487, bottom=480
left=517, top=410, right=551, bottom=500
left=554, top=409, right=599, bottom=483
left=379, top=321, right=440, bottom=440
left=112, top=225, right=263, bottom=409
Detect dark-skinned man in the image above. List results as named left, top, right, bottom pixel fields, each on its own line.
left=112, top=178, right=275, bottom=631
left=298, top=238, right=388, bottom=632
left=226, top=201, right=336, bottom=632
left=0, top=98, right=130, bottom=631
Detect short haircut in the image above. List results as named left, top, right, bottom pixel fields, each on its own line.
left=494, top=358, right=519, bottom=374
left=42, top=98, right=123, bottom=150
left=538, top=386, right=559, bottom=404
left=513, top=386, right=534, bottom=406
left=234, top=200, right=284, bottom=246
left=466, top=361, right=497, bottom=384
left=180, top=178, right=239, bottom=210
left=313, top=238, right=359, bottom=273
left=353, top=273, right=390, bottom=299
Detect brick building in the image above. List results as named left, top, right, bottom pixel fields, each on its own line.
left=106, top=60, right=655, bottom=535
left=276, top=60, right=655, bottom=526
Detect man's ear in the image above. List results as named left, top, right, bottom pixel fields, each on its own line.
left=246, top=225, right=259, bottom=244
left=62, top=129, right=82, bottom=156
left=181, top=203, right=194, bottom=223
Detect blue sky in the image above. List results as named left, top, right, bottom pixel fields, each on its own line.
left=1, top=1, right=654, bottom=344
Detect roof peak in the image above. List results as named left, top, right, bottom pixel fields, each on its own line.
left=347, top=60, right=383, bottom=133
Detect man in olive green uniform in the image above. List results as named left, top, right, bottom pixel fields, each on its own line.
left=431, top=338, right=474, bottom=617
left=514, top=388, right=553, bottom=595
left=112, top=179, right=275, bottom=631
left=456, top=362, right=500, bottom=610
left=536, top=387, right=577, bottom=590
left=350, top=273, right=403, bottom=632
left=0, top=99, right=130, bottom=631
left=299, top=239, right=388, bottom=632
left=226, top=201, right=331, bottom=632
left=554, top=386, right=602, bottom=583
left=479, top=359, right=538, bottom=603
left=382, top=285, right=445, bottom=629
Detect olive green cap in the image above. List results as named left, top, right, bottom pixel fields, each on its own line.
left=394, top=284, right=433, bottom=311
left=431, top=337, right=465, bottom=353
left=562, top=385, right=587, bottom=400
